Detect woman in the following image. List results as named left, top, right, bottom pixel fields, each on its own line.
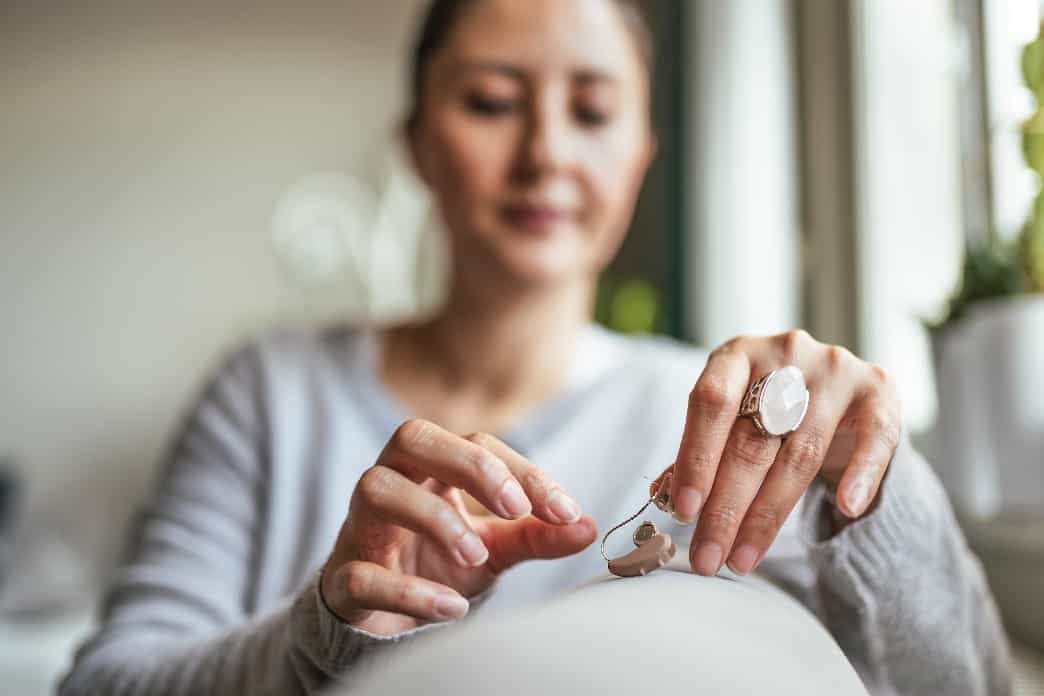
left=60, top=0, right=1012, bottom=694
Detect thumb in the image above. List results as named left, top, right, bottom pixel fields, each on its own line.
left=474, top=514, right=598, bottom=575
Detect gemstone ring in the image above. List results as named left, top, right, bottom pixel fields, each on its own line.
left=738, top=365, right=810, bottom=437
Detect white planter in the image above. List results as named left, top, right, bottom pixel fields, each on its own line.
left=931, top=295, right=1044, bottom=517
left=958, top=510, right=1044, bottom=652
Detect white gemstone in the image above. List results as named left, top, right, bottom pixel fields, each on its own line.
left=759, top=366, right=809, bottom=435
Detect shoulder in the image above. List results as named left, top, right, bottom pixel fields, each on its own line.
left=203, top=322, right=367, bottom=396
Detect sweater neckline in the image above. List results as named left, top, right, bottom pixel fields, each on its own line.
left=348, top=321, right=631, bottom=456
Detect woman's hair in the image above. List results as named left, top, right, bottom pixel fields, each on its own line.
left=405, top=0, right=654, bottom=131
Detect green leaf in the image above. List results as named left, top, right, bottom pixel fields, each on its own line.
left=1022, top=28, right=1044, bottom=99
left=1023, top=109, right=1044, bottom=175
left=930, top=241, right=1024, bottom=330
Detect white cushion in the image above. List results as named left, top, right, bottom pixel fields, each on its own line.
left=349, top=555, right=868, bottom=695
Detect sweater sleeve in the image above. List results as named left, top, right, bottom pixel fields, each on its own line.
left=57, top=344, right=489, bottom=696
left=772, top=436, right=1014, bottom=696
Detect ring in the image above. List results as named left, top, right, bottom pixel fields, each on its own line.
left=739, top=365, right=810, bottom=437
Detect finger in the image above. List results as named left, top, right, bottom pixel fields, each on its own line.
left=355, top=465, right=490, bottom=568
left=332, top=560, right=470, bottom=623
left=380, top=418, right=532, bottom=520
left=831, top=395, right=901, bottom=518
left=725, top=390, right=846, bottom=575
left=670, top=348, right=752, bottom=523
left=466, top=432, right=583, bottom=525
left=649, top=467, right=670, bottom=499
left=689, top=414, right=781, bottom=576
left=474, top=514, right=598, bottom=575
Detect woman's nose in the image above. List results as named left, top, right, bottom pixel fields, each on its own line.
left=514, top=103, right=574, bottom=181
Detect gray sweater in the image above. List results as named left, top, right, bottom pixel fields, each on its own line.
left=58, top=324, right=1013, bottom=695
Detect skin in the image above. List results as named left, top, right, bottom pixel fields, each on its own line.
left=321, top=0, right=903, bottom=635
left=649, top=331, right=899, bottom=577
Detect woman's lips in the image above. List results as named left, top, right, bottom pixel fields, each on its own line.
left=499, top=204, right=572, bottom=232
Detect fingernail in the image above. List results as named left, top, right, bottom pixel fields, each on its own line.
left=547, top=489, right=582, bottom=523
left=497, top=479, right=532, bottom=519
left=434, top=593, right=469, bottom=620
left=846, top=478, right=870, bottom=515
left=456, top=532, right=489, bottom=566
left=728, top=544, right=760, bottom=575
left=672, top=487, right=702, bottom=524
left=692, top=542, right=723, bottom=576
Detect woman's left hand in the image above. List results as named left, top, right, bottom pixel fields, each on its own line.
left=650, top=330, right=901, bottom=577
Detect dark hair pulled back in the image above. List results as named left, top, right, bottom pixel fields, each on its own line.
left=405, top=0, right=654, bottom=131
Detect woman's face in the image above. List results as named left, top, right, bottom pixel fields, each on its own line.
left=409, top=0, right=656, bottom=287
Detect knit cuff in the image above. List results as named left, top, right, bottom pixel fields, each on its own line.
left=291, top=569, right=498, bottom=677
left=798, top=435, right=944, bottom=591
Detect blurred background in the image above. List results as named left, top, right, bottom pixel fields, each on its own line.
left=2, top=0, right=1044, bottom=692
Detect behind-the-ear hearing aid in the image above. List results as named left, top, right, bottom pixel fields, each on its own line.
left=601, top=472, right=677, bottom=577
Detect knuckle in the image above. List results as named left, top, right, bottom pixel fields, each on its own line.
left=784, top=428, right=827, bottom=480
left=421, top=590, right=440, bottom=616
left=691, top=374, right=739, bottom=417
left=860, top=401, right=887, bottom=430
left=462, top=447, right=506, bottom=487
left=433, top=501, right=467, bottom=539
left=870, top=363, right=892, bottom=386
left=521, top=520, right=541, bottom=559
left=358, top=466, right=395, bottom=505
left=725, top=432, right=775, bottom=472
left=856, top=400, right=901, bottom=452
left=867, top=365, right=900, bottom=404
left=464, top=431, right=497, bottom=450
left=701, top=505, right=742, bottom=532
left=396, top=581, right=417, bottom=610
left=779, top=329, right=811, bottom=362
left=717, top=335, right=748, bottom=355
left=393, top=418, right=434, bottom=450
left=873, top=414, right=902, bottom=451
left=342, top=563, right=372, bottom=601
left=866, top=405, right=891, bottom=431
left=681, top=451, right=717, bottom=480
left=517, top=466, right=552, bottom=494
left=744, top=505, right=782, bottom=533
left=825, top=344, right=850, bottom=372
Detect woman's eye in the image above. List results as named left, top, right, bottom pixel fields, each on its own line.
left=575, top=106, right=610, bottom=127
left=466, top=95, right=517, bottom=116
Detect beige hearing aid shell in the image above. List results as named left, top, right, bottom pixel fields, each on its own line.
left=607, top=531, right=677, bottom=577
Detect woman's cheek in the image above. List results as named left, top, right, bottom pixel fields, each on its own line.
left=425, top=137, right=504, bottom=233
left=584, top=142, right=645, bottom=253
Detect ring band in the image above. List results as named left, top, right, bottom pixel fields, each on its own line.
left=739, top=365, right=810, bottom=437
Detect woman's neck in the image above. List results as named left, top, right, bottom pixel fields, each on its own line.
left=380, top=275, right=596, bottom=432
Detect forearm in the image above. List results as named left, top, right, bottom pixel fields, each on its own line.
left=59, top=573, right=453, bottom=696
left=800, top=438, right=1013, bottom=695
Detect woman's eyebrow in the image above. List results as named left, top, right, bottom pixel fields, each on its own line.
left=573, top=68, right=619, bottom=87
left=452, top=60, right=527, bottom=82
left=450, top=61, right=620, bottom=86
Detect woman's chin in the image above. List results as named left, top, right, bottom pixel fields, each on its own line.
left=490, top=244, right=594, bottom=287
left=454, top=227, right=604, bottom=288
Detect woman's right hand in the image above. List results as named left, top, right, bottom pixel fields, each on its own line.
left=320, top=418, right=597, bottom=636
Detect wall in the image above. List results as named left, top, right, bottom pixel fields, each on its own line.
left=0, top=0, right=425, bottom=587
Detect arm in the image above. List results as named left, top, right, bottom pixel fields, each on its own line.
left=771, top=437, right=1014, bottom=696
left=57, top=345, right=462, bottom=696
